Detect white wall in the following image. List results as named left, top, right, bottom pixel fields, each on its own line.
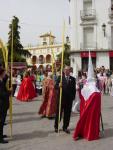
left=71, top=53, right=81, bottom=76
left=96, top=52, right=110, bottom=69
left=69, top=0, right=112, bottom=50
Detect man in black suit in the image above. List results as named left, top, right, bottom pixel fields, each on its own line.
left=0, top=68, right=10, bottom=144
left=54, top=66, right=76, bottom=134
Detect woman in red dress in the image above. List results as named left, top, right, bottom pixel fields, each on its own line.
left=38, top=72, right=56, bottom=118
left=17, top=71, right=37, bottom=102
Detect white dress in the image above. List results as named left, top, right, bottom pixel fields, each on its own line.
left=14, top=75, right=21, bottom=97
left=72, top=84, right=80, bottom=113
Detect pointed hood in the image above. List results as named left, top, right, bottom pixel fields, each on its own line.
left=81, top=51, right=100, bottom=101
left=87, top=51, right=95, bottom=82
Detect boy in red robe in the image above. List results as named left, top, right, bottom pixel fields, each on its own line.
left=73, top=51, right=101, bottom=141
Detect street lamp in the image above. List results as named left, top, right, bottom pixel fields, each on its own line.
left=102, top=23, right=106, bottom=37
left=66, top=36, right=70, bottom=44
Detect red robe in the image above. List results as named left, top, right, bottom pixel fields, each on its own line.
left=73, top=92, right=101, bottom=141
left=17, top=77, right=37, bottom=102
left=38, top=78, right=56, bottom=117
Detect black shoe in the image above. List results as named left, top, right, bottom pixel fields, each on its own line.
left=63, top=129, right=70, bottom=134
left=3, top=135, right=8, bottom=138
left=0, top=139, right=8, bottom=144
left=4, top=123, right=7, bottom=126
left=55, top=128, right=58, bottom=133
left=48, top=117, right=55, bottom=120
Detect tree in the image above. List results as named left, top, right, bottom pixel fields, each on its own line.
left=57, top=43, right=70, bottom=67
left=7, top=16, right=31, bottom=62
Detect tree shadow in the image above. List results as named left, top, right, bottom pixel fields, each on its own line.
left=11, top=130, right=54, bottom=141
left=12, top=116, right=43, bottom=124
left=12, top=112, right=36, bottom=116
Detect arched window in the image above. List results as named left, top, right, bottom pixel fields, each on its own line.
left=31, top=55, right=37, bottom=64
left=39, top=55, right=44, bottom=64
left=46, top=54, right=51, bottom=63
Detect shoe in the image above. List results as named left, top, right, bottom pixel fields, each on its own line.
left=41, top=115, right=46, bottom=118
left=3, top=135, right=8, bottom=138
left=0, top=139, right=8, bottom=144
left=55, top=128, right=58, bottom=133
left=4, top=123, right=7, bottom=126
left=63, top=128, right=70, bottom=134
left=48, top=117, right=55, bottom=120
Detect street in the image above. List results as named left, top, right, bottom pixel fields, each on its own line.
left=0, top=95, right=113, bottom=150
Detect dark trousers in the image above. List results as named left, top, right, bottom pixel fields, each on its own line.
left=54, top=98, right=73, bottom=130
left=0, top=107, right=5, bottom=139
left=13, top=84, right=17, bottom=96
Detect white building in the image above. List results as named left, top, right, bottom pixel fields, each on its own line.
left=68, top=0, right=113, bottom=75
left=25, top=33, right=62, bottom=71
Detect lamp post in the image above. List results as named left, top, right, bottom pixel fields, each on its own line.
left=66, top=36, right=70, bottom=44
left=102, top=23, right=106, bottom=37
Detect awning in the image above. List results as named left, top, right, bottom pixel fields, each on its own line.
left=109, top=51, right=113, bottom=57
left=81, top=52, right=96, bottom=58
left=8, top=62, right=27, bottom=69
left=12, top=66, right=27, bottom=69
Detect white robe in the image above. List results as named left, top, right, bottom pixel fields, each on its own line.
left=14, top=75, right=21, bottom=97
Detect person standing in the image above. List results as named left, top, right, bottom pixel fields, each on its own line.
left=12, top=74, right=17, bottom=96
left=14, top=74, right=22, bottom=97
left=54, top=66, right=76, bottom=134
left=38, top=72, right=56, bottom=118
left=73, top=52, right=101, bottom=141
left=0, top=68, right=11, bottom=143
left=16, top=71, right=37, bottom=102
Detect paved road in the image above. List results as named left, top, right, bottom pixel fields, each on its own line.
left=0, top=95, right=113, bottom=150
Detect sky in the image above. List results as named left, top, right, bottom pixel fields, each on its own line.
left=0, top=0, right=69, bottom=46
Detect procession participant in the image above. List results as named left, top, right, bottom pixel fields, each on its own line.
left=12, top=73, right=17, bottom=96
left=73, top=52, right=101, bottom=141
left=110, top=71, right=113, bottom=96
left=54, top=66, right=76, bottom=134
left=38, top=72, right=56, bottom=118
left=41, top=72, right=48, bottom=98
left=0, top=68, right=11, bottom=144
left=14, top=74, right=22, bottom=97
left=17, top=71, right=37, bottom=102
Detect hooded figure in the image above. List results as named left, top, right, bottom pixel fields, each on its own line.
left=73, top=51, right=101, bottom=141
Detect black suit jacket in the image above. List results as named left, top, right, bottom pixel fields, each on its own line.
left=0, top=75, right=9, bottom=109
left=55, top=75, right=76, bottom=104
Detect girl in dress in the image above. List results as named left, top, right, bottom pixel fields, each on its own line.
left=17, top=71, right=37, bottom=102
left=14, top=74, right=21, bottom=97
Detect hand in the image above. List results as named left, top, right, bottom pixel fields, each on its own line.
left=8, top=89, right=12, bottom=95
left=59, top=83, right=62, bottom=88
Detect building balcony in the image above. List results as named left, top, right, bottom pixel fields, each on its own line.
left=80, top=42, right=97, bottom=50
left=109, top=7, right=113, bottom=18
left=80, top=9, right=96, bottom=21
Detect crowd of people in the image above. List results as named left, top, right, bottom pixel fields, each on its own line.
left=77, top=66, right=113, bottom=96
left=0, top=59, right=113, bottom=143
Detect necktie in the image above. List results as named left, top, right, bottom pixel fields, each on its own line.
left=66, top=76, right=69, bottom=84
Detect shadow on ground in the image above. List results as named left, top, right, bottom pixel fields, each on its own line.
left=12, top=112, right=36, bottom=116
left=12, top=116, right=44, bottom=124
left=12, top=130, right=54, bottom=141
